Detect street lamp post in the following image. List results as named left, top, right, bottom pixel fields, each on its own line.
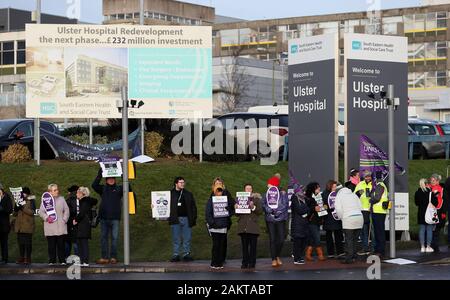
left=34, top=0, right=41, bottom=166
left=121, top=87, right=130, bottom=266
left=387, top=84, right=397, bottom=259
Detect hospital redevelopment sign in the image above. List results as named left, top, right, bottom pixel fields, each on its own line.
left=25, top=24, right=212, bottom=119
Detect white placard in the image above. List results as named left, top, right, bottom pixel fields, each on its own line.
left=100, top=160, right=123, bottom=178
left=151, top=191, right=171, bottom=219
left=385, top=192, right=409, bottom=231
left=212, top=196, right=229, bottom=218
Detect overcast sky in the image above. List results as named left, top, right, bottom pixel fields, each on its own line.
left=0, top=0, right=421, bottom=24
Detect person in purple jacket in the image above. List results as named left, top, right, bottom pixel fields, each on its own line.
left=262, top=175, right=289, bottom=267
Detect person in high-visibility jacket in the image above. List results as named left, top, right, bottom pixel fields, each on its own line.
left=354, top=170, right=373, bottom=254
left=369, top=172, right=390, bottom=258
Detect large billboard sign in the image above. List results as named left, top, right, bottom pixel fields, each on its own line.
left=345, top=33, right=408, bottom=194
left=25, top=24, right=212, bottom=119
left=288, top=34, right=338, bottom=186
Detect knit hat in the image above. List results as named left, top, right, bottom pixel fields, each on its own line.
left=267, top=176, right=280, bottom=187
left=362, top=170, right=372, bottom=178
left=67, top=185, right=79, bottom=193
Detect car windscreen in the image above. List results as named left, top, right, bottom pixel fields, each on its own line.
left=0, top=121, right=17, bottom=137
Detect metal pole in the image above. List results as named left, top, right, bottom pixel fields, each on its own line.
left=89, top=119, right=93, bottom=145
left=121, top=87, right=130, bottom=266
left=34, top=0, right=41, bottom=166
left=272, top=60, right=275, bottom=105
left=139, top=0, right=145, bottom=155
left=281, top=63, right=285, bottom=105
left=199, top=118, right=203, bottom=162
left=387, top=84, right=396, bottom=258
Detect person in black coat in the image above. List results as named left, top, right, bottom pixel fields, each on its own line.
left=415, top=179, right=439, bottom=253
left=205, top=183, right=235, bottom=269
left=73, top=187, right=98, bottom=266
left=92, top=168, right=123, bottom=264
left=0, top=185, right=13, bottom=264
left=305, top=182, right=326, bottom=261
left=443, top=176, right=450, bottom=246
left=290, top=188, right=310, bottom=264
left=322, top=180, right=344, bottom=258
left=65, top=185, right=79, bottom=258
left=168, top=176, right=197, bottom=262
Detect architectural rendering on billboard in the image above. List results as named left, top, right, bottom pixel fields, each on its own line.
left=25, top=24, right=212, bottom=119
left=344, top=33, right=408, bottom=198
left=288, top=34, right=338, bottom=187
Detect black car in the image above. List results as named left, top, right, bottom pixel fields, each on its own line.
left=0, top=119, right=60, bottom=159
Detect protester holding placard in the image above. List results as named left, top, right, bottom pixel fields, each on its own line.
left=290, top=185, right=310, bottom=265
left=262, top=176, right=289, bottom=267
left=73, top=187, right=98, bottom=267
left=235, top=184, right=262, bottom=269
left=65, top=185, right=79, bottom=259
left=415, top=179, right=439, bottom=253
left=39, top=184, right=70, bottom=265
left=322, top=180, right=344, bottom=258
left=205, top=182, right=235, bottom=270
left=92, top=168, right=123, bottom=265
left=13, top=187, right=35, bottom=265
left=0, top=184, right=13, bottom=264
left=305, top=182, right=326, bottom=261
left=168, top=177, right=197, bottom=263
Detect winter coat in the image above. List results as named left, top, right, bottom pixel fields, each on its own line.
left=0, top=192, right=13, bottom=233
left=344, top=181, right=357, bottom=192
left=13, top=195, right=36, bottom=234
left=66, top=192, right=78, bottom=241
left=39, top=195, right=70, bottom=236
left=305, top=194, right=324, bottom=226
left=168, top=188, right=197, bottom=228
left=74, top=197, right=98, bottom=239
left=322, top=189, right=343, bottom=231
left=236, top=193, right=262, bottom=235
left=290, top=194, right=310, bottom=239
left=92, top=171, right=123, bottom=220
left=262, top=190, right=289, bottom=223
left=205, top=193, right=235, bottom=230
left=415, top=187, right=439, bottom=225
left=334, top=188, right=364, bottom=230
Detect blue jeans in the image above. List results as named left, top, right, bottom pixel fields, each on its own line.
left=171, top=217, right=192, bottom=257
left=308, top=224, right=321, bottom=247
left=419, top=224, right=434, bottom=247
left=101, top=219, right=119, bottom=259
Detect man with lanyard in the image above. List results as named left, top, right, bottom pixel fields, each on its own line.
left=354, top=170, right=373, bottom=255
left=168, top=177, right=197, bottom=262
left=369, top=171, right=390, bottom=258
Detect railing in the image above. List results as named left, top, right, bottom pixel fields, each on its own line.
left=408, top=135, right=450, bottom=160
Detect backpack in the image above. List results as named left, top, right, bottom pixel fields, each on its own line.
left=425, top=192, right=439, bottom=225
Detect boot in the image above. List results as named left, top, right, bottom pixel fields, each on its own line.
left=316, top=247, right=327, bottom=261
left=15, top=257, right=24, bottom=265
left=305, top=247, right=314, bottom=261
left=276, top=257, right=283, bottom=266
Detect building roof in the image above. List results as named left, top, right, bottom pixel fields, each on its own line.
left=214, top=15, right=246, bottom=24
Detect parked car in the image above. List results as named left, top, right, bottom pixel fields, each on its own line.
left=408, top=118, right=450, bottom=159
left=205, top=112, right=288, bottom=159
left=0, top=119, right=60, bottom=159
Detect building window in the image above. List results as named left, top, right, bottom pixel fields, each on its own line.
left=16, top=41, right=25, bottom=64
left=1, top=41, right=14, bottom=65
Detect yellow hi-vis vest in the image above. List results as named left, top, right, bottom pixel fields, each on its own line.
left=354, top=181, right=372, bottom=211
left=372, top=182, right=389, bottom=214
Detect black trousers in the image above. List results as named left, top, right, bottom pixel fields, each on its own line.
left=325, top=229, right=344, bottom=255
left=211, top=233, right=227, bottom=267
left=266, top=221, right=286, bottom=260
left=77, top=238, right=89, bottom=264
left=47, top=235, right=65, bottom=264
left=372, top=213, right=386, bottom=256
left=343, top=229, right=360, bottom=261
left=293, top=237, right=308, bottom=261
left=0, top=232, right=9, bottom=262
left=17, top=233, right=32, bottom=259
left=431, top=223, right=444, bottom=252
left=240, top=233, right=258, bottom=268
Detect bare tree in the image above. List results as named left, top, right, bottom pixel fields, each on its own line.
left=217, top=47, right=255, bottom=113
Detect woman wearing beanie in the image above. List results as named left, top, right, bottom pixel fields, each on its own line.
left=262, top=175, right=289, bottom=267
left=305, top=182, right=326, bottom=261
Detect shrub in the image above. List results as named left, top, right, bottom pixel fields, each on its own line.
left=1, top=143, right=32, bottom=163
left=67, top=133, right=109, bottom=145
left=145, top=131, right=164, bottom=158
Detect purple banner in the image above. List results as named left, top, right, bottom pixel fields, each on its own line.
left=41, top=192, right=57, bottom=222
left=327, top=191, right=339, bottom=220
left=266, top=186, right=280, bottom=209
left=360, top=135, right=405, bottom=178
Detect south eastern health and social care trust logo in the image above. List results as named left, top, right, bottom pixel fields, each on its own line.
left=352, top=41, right=362, bottom=50
left=40, top=102, right=57, bottom=114
left=291, top=44, right=298, bottom=54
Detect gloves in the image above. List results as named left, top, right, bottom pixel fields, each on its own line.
left=382, top=201, right=389, bottom=210
left=97, top=168, right=103, bottom=176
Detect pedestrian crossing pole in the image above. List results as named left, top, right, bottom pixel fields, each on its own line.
left=387, top=84, right=396, bottom=259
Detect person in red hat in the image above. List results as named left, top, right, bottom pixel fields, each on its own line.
left=262, top=175, right=289, bottom=267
